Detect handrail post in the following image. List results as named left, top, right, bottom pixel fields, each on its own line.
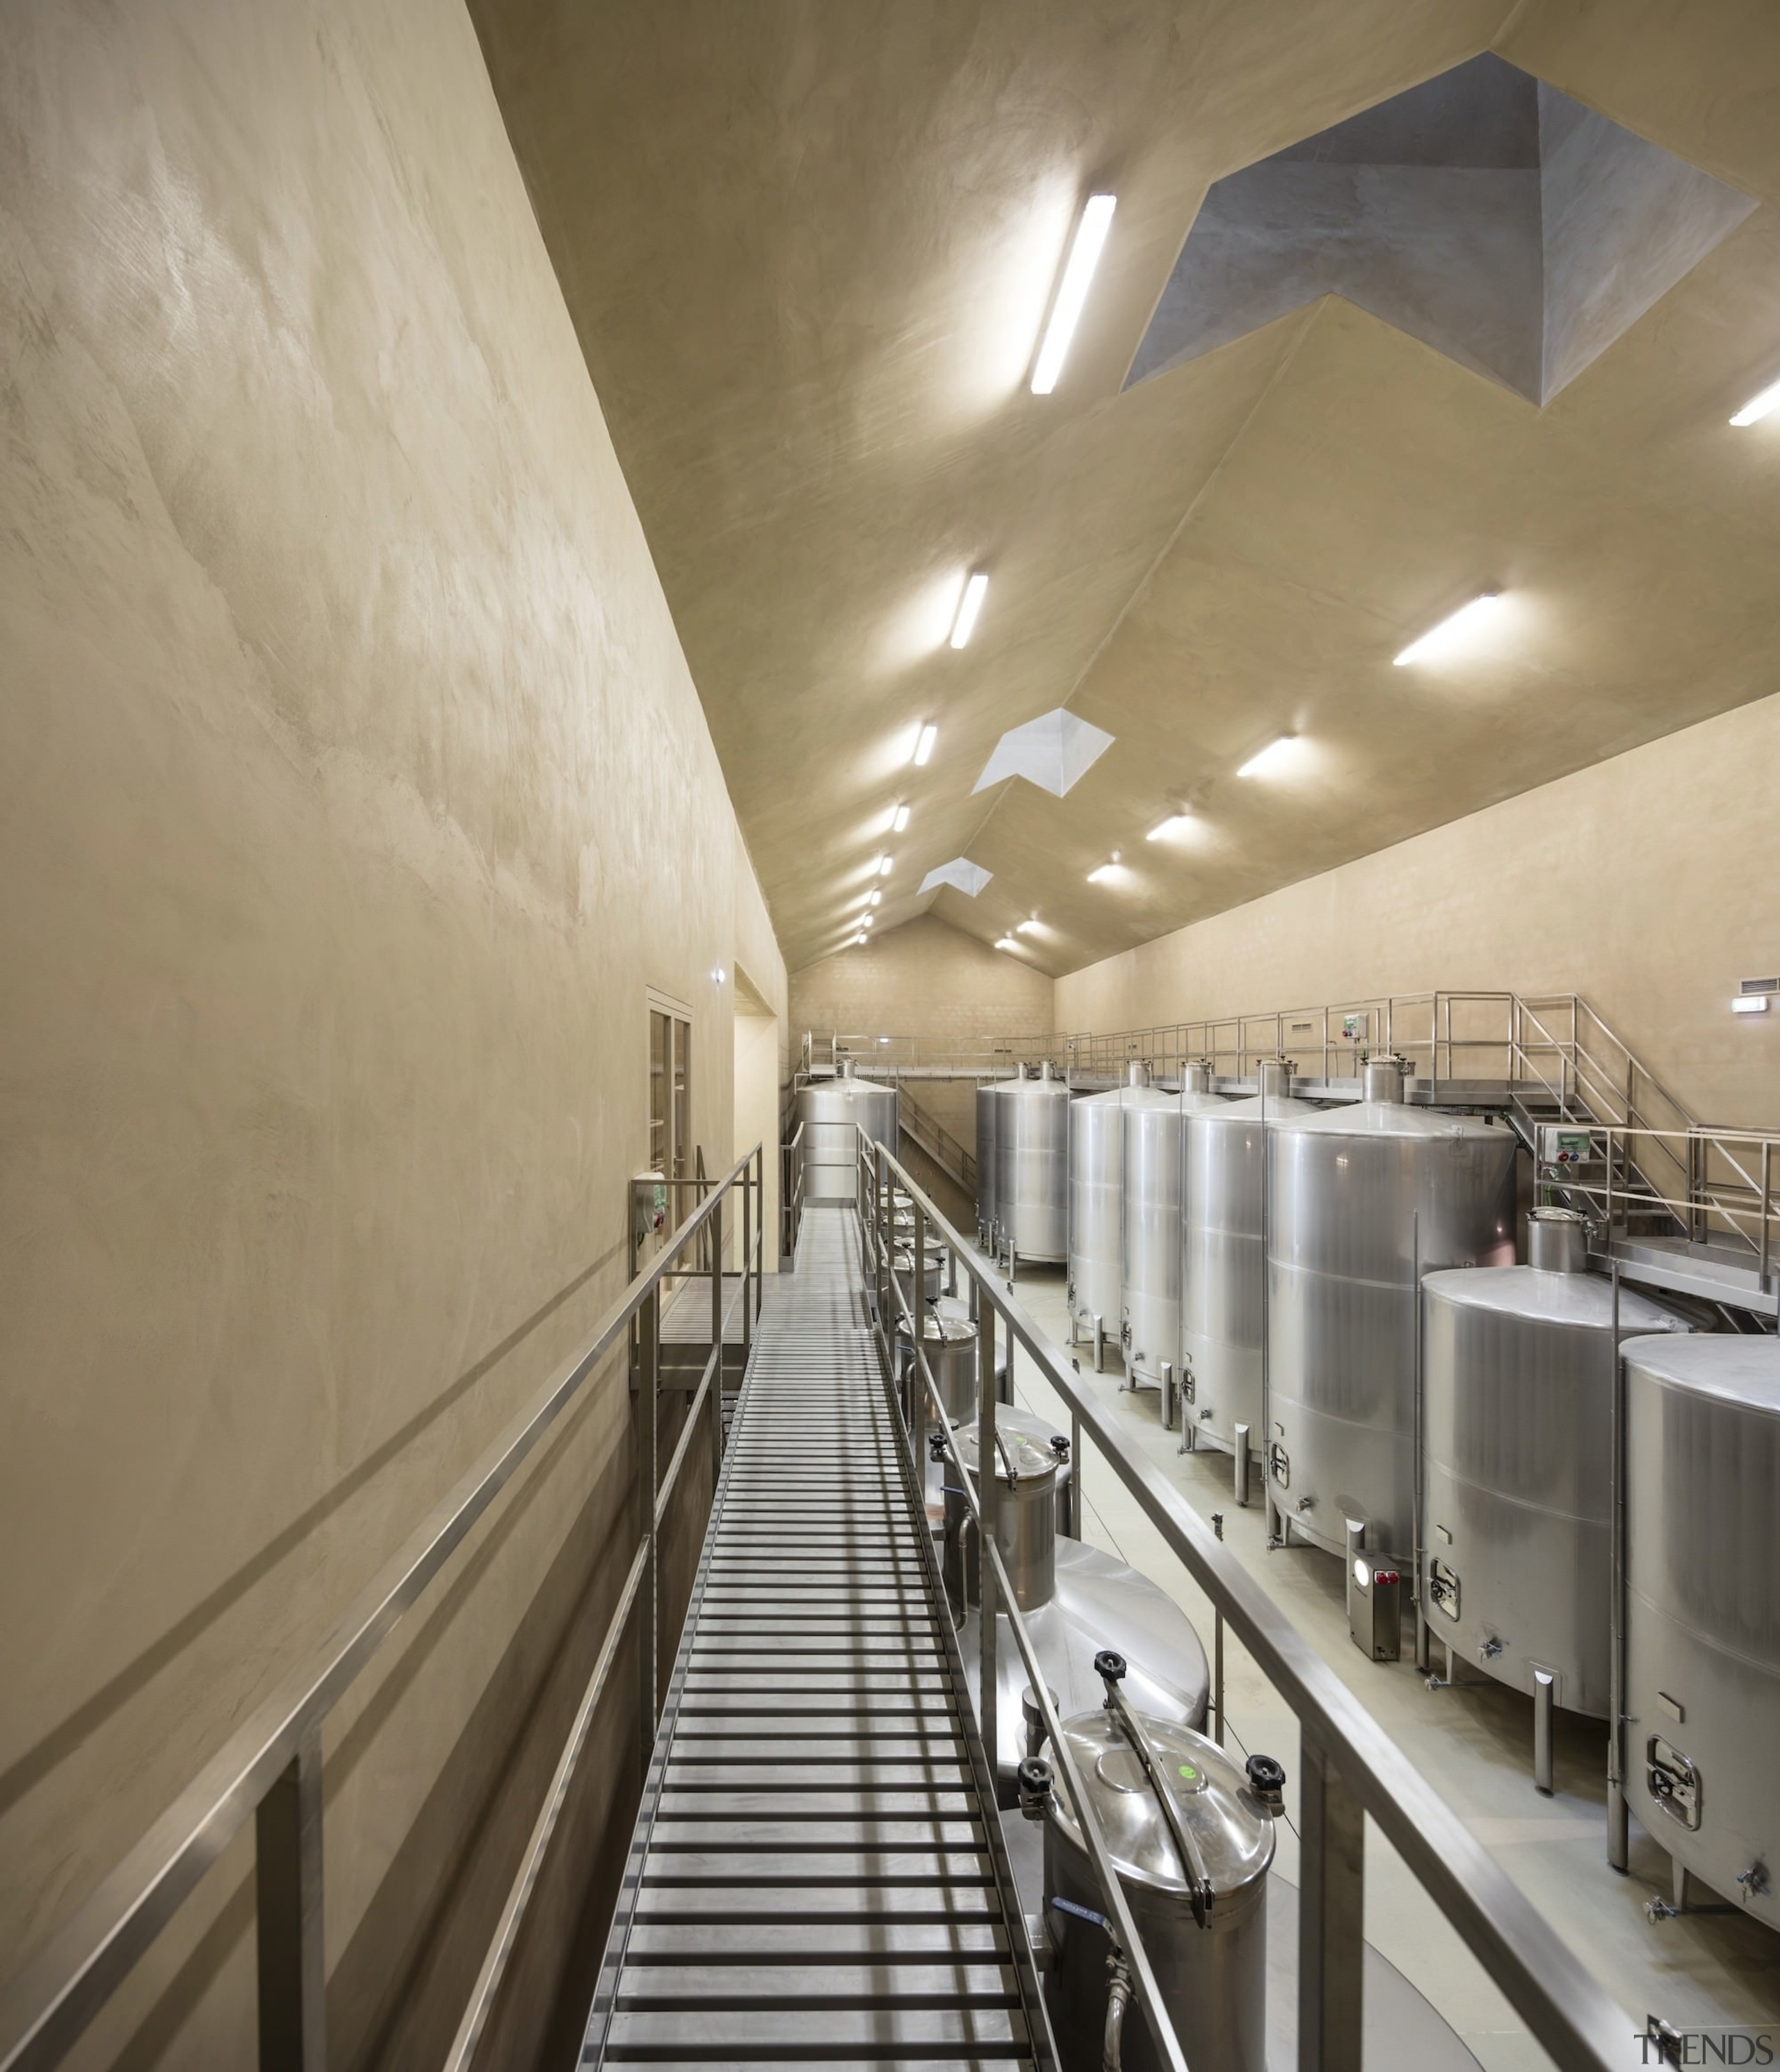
left=912, top=1200, right=927, bottom=1433
left=638, top=1281, right=660, bottom=1780
left=978, top=1300, right=998, bottom=1779
left=1299, top=1731, right=1364, bottom=2072
left=257, top=1722, right=325, bottom=2072
left=741, top=1156, right=753, bottom=1355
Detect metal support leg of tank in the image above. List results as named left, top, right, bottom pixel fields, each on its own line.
left=1160, top=1360, right=1176, bottom=1431
left=1414, top=1604, right=1430, bottom=1677
left=1092, top=1314, right=1106, bottom=1373
left=1607, top=1778, right=1630, bottom=1873
left=1674, top=1857, right=1692, bottom=1915
left=1532, top=1669, right=1555, bottom=1795
left=1233, top=1424, right=1251, bottom=1507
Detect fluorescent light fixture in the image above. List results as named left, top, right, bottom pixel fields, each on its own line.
left=878, top=854, right=894, bottom=877
left=1732, top=994, right=1770, bottom=1014
left=1236, top=736, right=1296, bottom=779
left=854, top=933, right=867, bottom=946
left=1393, top=590, right=1503, bottom=666
left=1016, top=918, right=1042, bottom=934
left=995, top=937, right=1019, bottom=951
left=1147, top=813, right=1192, bottom=841
left=868, top=890, right=882, bottom=907
left=1086, top=851, right=1122, bottom=884
left=1731, top=378, right=1780, bottom=426
left=912, top=722, right=938, bottom=766
left=950, top=571, right=989, bottom=649
left=1031, top=193, right=1117, bottom=396
left=892, top=803, right=911, bottom=833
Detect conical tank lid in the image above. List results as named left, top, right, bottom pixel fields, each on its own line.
left=1620, top=1333, right=1780, bottom=1411
left=1046, top=1710, right=1275, bottom=1897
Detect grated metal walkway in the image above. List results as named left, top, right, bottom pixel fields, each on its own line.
left=582, top=1206, right=1043, bottom=2069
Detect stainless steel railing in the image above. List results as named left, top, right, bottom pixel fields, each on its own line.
left=780, top=1119, right=805, bottom=1262
left=0, top=1145, right=769, bottom=2072
left=854, top=1127, right=1629, bottom=2072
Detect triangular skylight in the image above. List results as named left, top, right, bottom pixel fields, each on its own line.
left=973, top=708, right=1116, bottom=797
left=919, top=858, right=994, bottom=898
left=1128, top=54, right=1756, bottom=405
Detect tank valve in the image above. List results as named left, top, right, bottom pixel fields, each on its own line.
left=928, top=1430, right=947, bottom=1463
left=1480, top=1636, right=1505, bottom=1660
left=1246, top=1753, right=1287, bottom=1815
left=1094, top=1650, right=1128, bottom=1707
left=1103, top=1949, right=1134, bottom=2072
left=1738, top=1862, right=1770, bottom=1900
left=1296, top=1495, right=1315, bottom=1513
left=1050, top=1434, right=1071, bottom=1462
left=1017, top=1756, right=1053, bottom=1821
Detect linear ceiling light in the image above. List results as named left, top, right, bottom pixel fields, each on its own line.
left=1393, top=590, right=1503, bottom=666
left=1032, top=193, right=1117, bottom=396
left=1236, top=736, right=1296, bottom=779
left=892, top=803, right=911, bottom=833
left=950, top=571, right=989, bottom=649
left=878, top=854, right=894, bottom=877
left=1016, top=918, right=1042, bottom=934
left=1147, top=813, right=1192, bottom=841
left=912, top=722, right=938, bottom=766
left=995, top=937, right=1019, bottom=952
left=868, top=889, right=882, bottom=907
left=1087, top=850, right=1122, bottom=884
left=1731, top=378, right=1780, bottom=426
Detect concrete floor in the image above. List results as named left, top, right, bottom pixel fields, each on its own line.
left=965, top=1246, right=1780, bottom=2072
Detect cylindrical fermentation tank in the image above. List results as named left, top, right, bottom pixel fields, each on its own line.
left=976, top=1081, right=1001, bottom=1245
left=949, top=1411, right=1209, bottom=1797
left=996, top=1060, right=1069, bottom=1268
left=1421, top=1210, right=1690, bottom=1731
left=1122, top=1063, right=1226, bottom=1395
left=898, top=1312, right=978, bottom=1425
left=798, top=1058, right=900, bottom=1204
left=1068, top=1062, right=1147, bottom=1349
left=1267, top=1056, right=1517, bottom=1560
left=890, top=1243, right=941, bottom=1316
left=1623, top=1333, right=1780, bottom=1927
left=1181, top=1060, right=1321, bottom=1473
left=1043, top=1709, right=1277, bottom=2072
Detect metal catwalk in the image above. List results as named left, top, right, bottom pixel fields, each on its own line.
left=582, top=1204, right=1044, bottom=2069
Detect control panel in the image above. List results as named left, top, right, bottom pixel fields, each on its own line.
left=1349, top=1551, right=1402, bottom=1662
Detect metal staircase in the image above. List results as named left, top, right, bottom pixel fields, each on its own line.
left=581, top=1205, right=1045, bottom=2067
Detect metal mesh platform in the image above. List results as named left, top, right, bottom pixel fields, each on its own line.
left=582, top=1206, right=1043, bottom=2069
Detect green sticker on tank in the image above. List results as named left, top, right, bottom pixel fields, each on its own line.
left=1178, top=1764, right=1197, bottom=1781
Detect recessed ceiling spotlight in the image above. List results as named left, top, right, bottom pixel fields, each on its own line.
left=1032, top=193, right=1117, bottom=396
left=1087, top=852, right=1122, bottom=884
left=878, top=855, right=893, bottom=877
left=1016, top=918, right=1042, bottom=934
left=912, top=722, right=938, bottom=766
left=1236, top=736, right=1297, bottom=779
left=892, top=803, right=911, bottom=832
left=1731, top=377, right=1780, bottom=426
left=711, top=966, right=726, bottom=984
left=1393, top=590, right=1503, bottom=666
left=950, top=571, right=989, bottom=649
left=854, top=932, right=868, bottom=946
left=1147, top=812, right=1192, bottom=841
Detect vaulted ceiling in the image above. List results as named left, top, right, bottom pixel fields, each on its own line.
left=470, top=0, right=1780, bottom=976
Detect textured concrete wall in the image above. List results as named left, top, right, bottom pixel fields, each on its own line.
left=1055, top=693, right=1780, bottom=1129
left=0, top=0, right=782, bottom=2063
left=790, top=916, right=1055, bottom=1144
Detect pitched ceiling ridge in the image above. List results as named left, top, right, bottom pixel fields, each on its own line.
left=960, top=295, right=1329, bottom=882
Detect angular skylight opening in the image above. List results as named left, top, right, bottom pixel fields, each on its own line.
left=919, top=858, right=994, bottom=898
left=972, top=707, right=1116, bottom=798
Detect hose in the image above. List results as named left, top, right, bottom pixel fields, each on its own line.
left=1103, top=1950, right=1133, bottom=2071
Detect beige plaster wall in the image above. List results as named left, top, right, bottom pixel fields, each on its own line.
left=1055, top=693, right=1780, bottom=1129
left=790, top=915, right=1055, bottom=1145
left=0, top=1, right=782, bottom=2063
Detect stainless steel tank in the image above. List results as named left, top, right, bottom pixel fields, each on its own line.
left=1181, top=1060, right=1321, bottom=1477
left=798, top=1058, right=900, bottom=1204
left=898, top=1312, right=978, bottom=1425
left=890, top=1244, right=941, bottom=1316
left=1043, top=1708, right=1276, bottom=2072
left=1068, top=1063, right=1146, bottom=1350
left=1122, top=1063, right=1226, bottom=1395
left=1624, top=1333, right=1780, bottom=1926
left=1421, top=1211, right=1690, bottom=1732
left=949, top=1411, right=1210, bottom=1797
left=996, top=1061, right=1069, bottom=1267
left=1267, top=1056, right=1517, bottom=1560
left=976, top=1081, right=1000, bottom=1245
